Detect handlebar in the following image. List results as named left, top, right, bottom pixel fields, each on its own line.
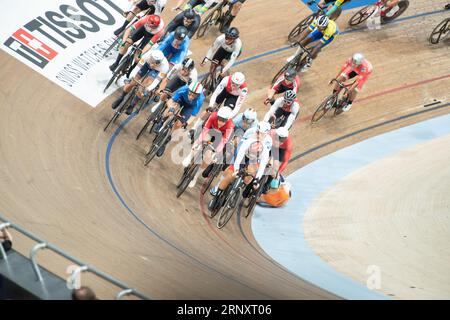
left=293, top=41, right=313, bottom=59
left=202, top=57, right=220, bottom=65
left=330, top=78, right=355, bottom=95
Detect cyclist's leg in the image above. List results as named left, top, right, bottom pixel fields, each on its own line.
left=114, top=0, right=148, bottom=35
left=110, top=27, right=144, bottom=71
left=343, top=74, right=366, bottom=112
left=221, top=0, right=245, bottom=31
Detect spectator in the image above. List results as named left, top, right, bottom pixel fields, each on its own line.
left=72, top=286, right=97, bottom=300
left=0, top=228, right=12, bottom=258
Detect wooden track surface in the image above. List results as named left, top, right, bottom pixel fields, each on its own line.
left=0, top=0, right=449, bottom=299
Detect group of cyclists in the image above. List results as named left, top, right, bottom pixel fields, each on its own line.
left=103, top=0, right=412, bottom=215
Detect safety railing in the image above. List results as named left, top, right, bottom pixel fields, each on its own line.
left=0, top=213, right=150, bottom=300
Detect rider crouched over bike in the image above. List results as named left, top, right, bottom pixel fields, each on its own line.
left=192, top=71, right=247, bottom=134
left=182, top=106, right=235, bottom=188
left=109, top=14, right=165, bottom=73
left=208, top=121, right=273, bottom=211
left=265, top=68, right=300, bottom=105
left=263, top=90, right=300, bottom=131
left=289, top=15, right=339, bottom=72
left=164, top=9, right=201, bottom=39
left=111, top=49, right=169, bottom=115
left=334, top=53, right=373, bottom=114
left=153, top=81, right=205, bottom=157
left=201, top=27, right=242, bottom=79
left=158, top=26, right=191, bottom=67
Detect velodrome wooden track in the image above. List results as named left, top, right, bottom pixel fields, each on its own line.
left=0, top=0, right=449, bottom=299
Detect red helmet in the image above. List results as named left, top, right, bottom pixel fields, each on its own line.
left=146, top=15, right=161, bottom=28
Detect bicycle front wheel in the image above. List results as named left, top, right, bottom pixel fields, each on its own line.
left=287, top=14, right=314, bottom=44
left=429, top=19, right=450, bottom=44
left=217, top=188, right=242, bottom=229
left=311, top=94, right=336, bottom=123
left=348, top=5, right=378, bottom=27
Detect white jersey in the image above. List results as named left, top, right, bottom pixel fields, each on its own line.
left=235, top=128, right=273, bottom=180
left=206, top=34, right=242, bottom=73
left=263, top=97, right=300, bottom=131
left=167, top=63, right=198, bottom=84
left=138, top=55, right=170, bottom=91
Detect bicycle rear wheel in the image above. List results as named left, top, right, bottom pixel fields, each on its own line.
left=287, top=14, right=314, bottom=44
left=311, top=94, right=336, bottom=123
left=196, top=8, right=222, bottom=39
left=348, top=5, right=378, bottom=27
left=176, top=164, right=200, bottom=198
left=429, top=19, right=450, bottom=44
left=217, top=188, right=242, bottom=229
left=381, top=0, right=409, bottom=23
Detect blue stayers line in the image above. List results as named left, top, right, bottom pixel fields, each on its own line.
left=104, top=113, right=275, bottom=299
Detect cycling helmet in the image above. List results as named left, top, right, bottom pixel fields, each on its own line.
left=231, top=72, right=245, bottom=86
left=217, top=107, right=233, bottom=121
left=183, top=9, right=196, bottom=20
left=188, top=81, right=203, bottom=94
left=181, top=58, right=195, bottom=71
left=284, top=68, right=297, bottom=81
left=275, top=127, right=289, bottom=139
left=352, top=53, right=364, bottom=66
left=149, top=50, right=165, bottom=64
left=174, top=26, right=188, bottom=40
left=283, top=90, right=297, bottom=103
left=316, top=15, right=330, bottom=28
left=243, top=108, right=257, bottom=123
left=225, top=27, right=240, bottom=39
left=146, top=15, right=161, bottom=28
left=257, top=121, right=271, bottom=134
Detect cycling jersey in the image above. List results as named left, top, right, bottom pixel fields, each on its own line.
left=263, top=97, right=300, bottom=131
left=271, top=74, right=301, bottom=94
left=171, top=85, right=205, bottom=120
left=235, top=128, right=273, bottom=180
left=137, top=56, right=170, bottom=90
left=158, top=31, right=190, bottom=65
left=308, top=19, right=339, bottom=43
left=131, top=16, right=165, bottom=44
left=199, top=112, right=235, bottom=152
left=165, top=10, right=201, bottom=39
left=210, top=76, right=248, bottom=117
left=340, top=57, right=373, bottom=90
left=206, top=34, right=242, bottom=73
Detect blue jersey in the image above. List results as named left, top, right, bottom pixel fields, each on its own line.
left=172, top=85, right=205, bottom=117
left=158, top=32, right=190, bottom=65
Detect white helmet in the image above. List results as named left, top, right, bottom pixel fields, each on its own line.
left=217, top=106, right=233, bottom=120
left=243, top=108, right=257, bottom=122
left=231, top=72, right=245, bottom=86
left=257, top=121, right=271, bottom=134
left=149, top=50, right=165, bottom=65
left=316, top=15, right=329, bottom=28
left=275, top=127, right=289, bottom=139
left=352, top=53, right=364, bottom=66
left=188, top=81, right=203, bottom=94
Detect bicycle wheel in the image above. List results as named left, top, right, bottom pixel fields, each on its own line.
left=176, top=164, right=200, bottom=198
left=311, top=94, right=336, bottom=123
left=136, top=102, right=163, bottom=140
left=217, top=187, right=242, bottom=229
left=196, top=8, right=222, bottom=39
left=144, top=126, right=169, bottom=165
left=201, top=73, right=214, bottom=96
left=103, top=55, right=131, bottom=93
left=348, top=5, right=378, bottom=27
left=272, top=62, right=292, bottom=85
left=201, top=164, right=221, bottom=195
left=245, top=175, right=268, bottom=218
left=287, top=14, right=314, bottom=44
left=381, top=0, right=409, bottom=23
left=103, top=36, right=121, bottom=58
left=429, top=18, right=450, bottom=45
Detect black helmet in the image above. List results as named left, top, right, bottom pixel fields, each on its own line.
left=174, top=26, right=188, bottom=40
left=225, top=27, right=239, bottom=39
left=284, top=68, right=296, bottom=81
left=183, top=9, right=196, bottom=20
left=182, top=58, right=195, bottom=71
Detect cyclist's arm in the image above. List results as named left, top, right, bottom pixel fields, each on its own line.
left=142, top=28, right=165, bottom=55
left=222, top=39, right=242, bottom=73
left=326, top=0, right=343, bottom=16
left=233, top=137, right=252, bottom=173
left=187, top=15, right=201, bottom=38
left=283, top=102, right=300, bottom=131
left=196, top=113, right=214, bottom=145
left=255, top=140, right=272, bottom=180
left=206, top=35, right=223, bottom=60
left=263, top=100, right=279, bottom=122
left=209, top=77, right=227, bottom=107
left=217, top=123, right=235, bottom=153
left=166, top=12, right=183, bottom=35
left=231, top=88, right=248, bottom=118
left=157, top=32, right=173, bottom=53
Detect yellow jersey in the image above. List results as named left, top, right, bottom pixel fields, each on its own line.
left=309, top=19, right=339, bottom=43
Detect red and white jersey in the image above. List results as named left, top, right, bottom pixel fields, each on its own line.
left=210, top=76, right=248, bottom=117
left=341, top=58, right=373, bottom=79
left=132, top=15, right=165, bottom=36
left=271, top=74, right=301, bottom=94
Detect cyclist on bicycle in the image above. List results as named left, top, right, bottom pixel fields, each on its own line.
left=183, top=106, right=235, bottom=188
left=111, top=49, right=169, bottom=115
left=150, top=57, right=197, bottom=116
left=263, top=90, right=300, bottom=131
left=334, top=53, right=373, bottom=114
left=289, top=15, right=339, bottom=72
left=200, top=27, right=242, bottom=79
left=173, top=0, right=217, bottom=15
left=153, top=81, right=205, bottom=157
left=191, top=71, right=247, bottom=134
left=265, top=127, right=292, bottom=192
left=265, top=68, right=300, bottom=105
left=109, top=15, right=164, bottom=73
left=114, top=0, right=167, bottom=36
left=158, top=26, right=191, bottom=67
left=164, top=9, right=201, bottom=39
left=209, top=121, right=273, bottom=210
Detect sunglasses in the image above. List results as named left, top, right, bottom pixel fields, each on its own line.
left=225, top=36, right=235, bottom=41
